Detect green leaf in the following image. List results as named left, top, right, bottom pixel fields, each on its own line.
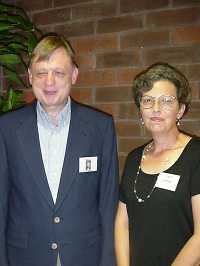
left=8, top=42, right=26, bottom=52
left=27, top=32, right=38, bottom=54
left=0, top=43, right=26, bottom=56
left=0, top=46, right=12, bottom=54
left=0, top=31, right=25, bottom=40
left=0, top=3, right=27, bottom=19
left=0, top=21, right=15, bottom=31
left=4, top=68, right=26, bottom=87
left=1, top=88, right=23, bottom=112
left=0, top=53, right=21, bottom=65
left=0, top=3, right=16, bottom=12
left=0, top=2, right=41, bottom=112
left=0, top=12, right=34, bottom=31
left=0, top=63, right=15, bottom=73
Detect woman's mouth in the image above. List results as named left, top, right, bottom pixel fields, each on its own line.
left=150, top=117, right=164, bottom=122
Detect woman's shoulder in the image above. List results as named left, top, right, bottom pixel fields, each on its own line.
left=191, top=135, right=200, bottom=144
left=187, top=135, right=200, bottom=150
left=182, top=135, right=200, bottom=159
left=126, top=141, right=150, bottom=163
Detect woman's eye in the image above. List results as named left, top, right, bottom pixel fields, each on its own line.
left=143, top=98, right=152, bottom=103
left=162, top=97, right=172, bottom=104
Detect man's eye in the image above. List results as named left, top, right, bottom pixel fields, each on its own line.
left=55, top=71, right=65, bottom=77
left=36, top=72, right=47, bottom=77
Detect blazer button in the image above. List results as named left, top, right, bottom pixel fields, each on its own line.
left=54, top=216, right=60, bottom=224
left=51, top=243, right=58, bottom=250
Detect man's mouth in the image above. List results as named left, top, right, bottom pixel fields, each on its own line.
left=44, top=90, right=57, bottom=95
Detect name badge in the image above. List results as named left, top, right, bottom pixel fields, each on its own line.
left=79, top=156, right=97, bottom=173
left=155, top=172, right=180, bottom=192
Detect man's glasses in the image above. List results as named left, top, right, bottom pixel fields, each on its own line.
left=140, top=95, right=177, bottom=109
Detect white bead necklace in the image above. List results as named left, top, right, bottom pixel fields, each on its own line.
left=133, top=156, right=157, bottom=203
left=133, top=140, right=184, bottom=203
left=133, top=142, right=167, bottom=203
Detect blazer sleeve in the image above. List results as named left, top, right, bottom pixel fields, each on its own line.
left=99, top=117, right=119, bottom=266
left=0, top=130, right=9, bottom=266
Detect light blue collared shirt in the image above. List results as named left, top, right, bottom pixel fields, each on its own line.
left=37, top=97, right=71, bottom=203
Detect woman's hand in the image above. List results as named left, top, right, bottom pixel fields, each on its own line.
left=172, top=194, right=200, bottom=266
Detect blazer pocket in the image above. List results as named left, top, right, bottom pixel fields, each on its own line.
left=61, top=227, right=101, bottom=248
left=7, top=230, right=29, bottom=249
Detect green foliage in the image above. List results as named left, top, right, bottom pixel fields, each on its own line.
left=0, top=87, right=23, bottom=113
left=0, top=1, right=42, bottom=112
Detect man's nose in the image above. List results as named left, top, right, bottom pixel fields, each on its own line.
left=46, top=71, right=55, bottom=85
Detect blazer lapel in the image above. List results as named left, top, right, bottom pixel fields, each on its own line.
left=16, top=104, right=54, bottom=209
left=55, top=101, right=87, bottom=210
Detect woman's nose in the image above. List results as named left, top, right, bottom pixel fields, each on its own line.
left=152, top=99, right=161, bottom=112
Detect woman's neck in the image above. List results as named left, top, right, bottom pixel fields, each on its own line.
left=151, top=129, right=182, bottom=154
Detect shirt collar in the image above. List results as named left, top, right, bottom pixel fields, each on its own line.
left=37, top=96, right=71, bottom=130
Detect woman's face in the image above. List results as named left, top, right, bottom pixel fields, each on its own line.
left=140, top=80, right=185, bottom=135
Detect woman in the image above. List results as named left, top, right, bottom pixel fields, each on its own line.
left=115, top=62, right=200, bottom=266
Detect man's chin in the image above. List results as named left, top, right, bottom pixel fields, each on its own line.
left=40, top=100, right=56, bottom=110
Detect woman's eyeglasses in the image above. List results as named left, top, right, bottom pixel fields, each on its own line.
left=140, top=95, right=177, bottom=109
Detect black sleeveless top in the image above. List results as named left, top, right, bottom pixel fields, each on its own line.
left=120, top=137, right=200, bottom=266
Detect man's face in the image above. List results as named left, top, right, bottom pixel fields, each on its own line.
left=29, top=47, right=78, bottom=113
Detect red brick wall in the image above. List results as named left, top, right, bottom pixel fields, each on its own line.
left=14, top=0, right=200, bottom=172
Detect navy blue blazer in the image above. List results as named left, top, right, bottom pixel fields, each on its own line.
left=0, top=100, right=119, bottom=266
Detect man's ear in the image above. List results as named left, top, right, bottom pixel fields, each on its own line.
left=72, top=67, right=78, bottom=85
left=28, top=68, right=33, bottom=85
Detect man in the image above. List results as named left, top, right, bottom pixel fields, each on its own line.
left=0, top=33, right=119, bottom=266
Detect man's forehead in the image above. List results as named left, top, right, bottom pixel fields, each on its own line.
left=32, top=57, right=72, bottom=71
left=32, top=47, right=72, bottom=65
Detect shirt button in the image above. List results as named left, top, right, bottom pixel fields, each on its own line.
left=51, top=243, right=58, bottom=250
left=54, top=216, right=60, bottom=224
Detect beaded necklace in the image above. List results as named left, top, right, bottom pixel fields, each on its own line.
left=133, top=142, right=168, bottom=203
left=133, top=154, right=157, bottom=203
left=133, top=140, right=185, bottom=203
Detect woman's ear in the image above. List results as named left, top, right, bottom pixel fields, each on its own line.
left=177, top=104, right=185, bottom=120
left=138, top=111, right=144, bottom=126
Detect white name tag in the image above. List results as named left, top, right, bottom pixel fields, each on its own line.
left=155, top=172, right=180, bottom=192
left=79, top=156, right=97, bottom=173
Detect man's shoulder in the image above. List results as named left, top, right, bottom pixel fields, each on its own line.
left=72, top=101, right=115, bottom=138
left=0, top=103, right=35, bottom=126
left=72, top=100, right=113, bottom=122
